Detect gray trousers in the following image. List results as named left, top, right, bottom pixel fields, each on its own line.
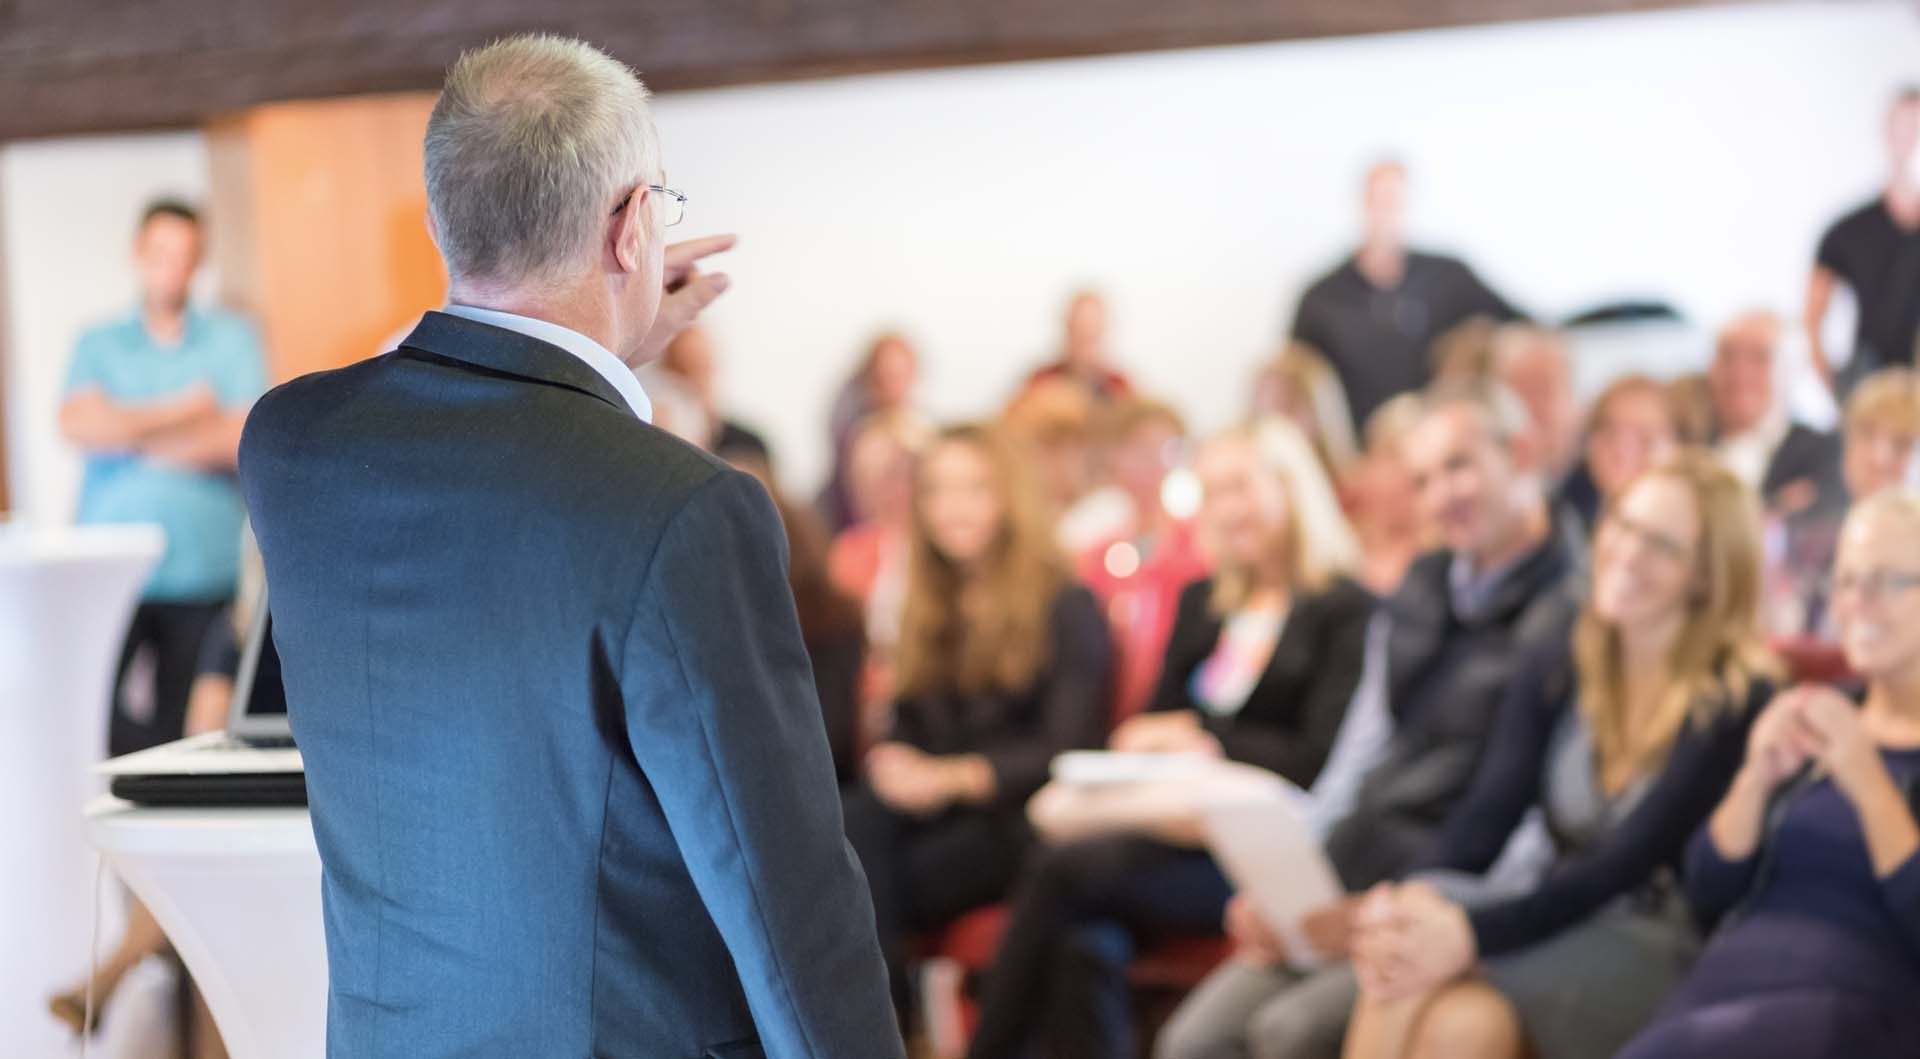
left=1152, top=906, right=1694, bottom=1059
left=1153, top=960, right=1356, bottom=1059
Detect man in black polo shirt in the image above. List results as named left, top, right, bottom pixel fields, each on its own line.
left=1289, top=161, right=1523, bottom=435
left=1808, top=86, right=1920, bottom=399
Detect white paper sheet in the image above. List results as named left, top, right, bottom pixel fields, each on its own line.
left=1200, top=778, right=1344, bottom=969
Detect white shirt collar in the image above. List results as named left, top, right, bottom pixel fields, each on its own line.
left=1717, top=408, right=1789, bottom=492
left=440, top=304, right=652, bottom=423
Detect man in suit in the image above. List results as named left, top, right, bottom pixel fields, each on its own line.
left=1708, top=311, right=1842, bottom=514
left=239, top=35, right=901, bottom=1059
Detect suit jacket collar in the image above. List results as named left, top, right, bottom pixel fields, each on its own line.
left=397, top=310, right=636, bottom=418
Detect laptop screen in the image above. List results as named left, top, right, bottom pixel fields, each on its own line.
left=227, top=587, right=289, bottom=738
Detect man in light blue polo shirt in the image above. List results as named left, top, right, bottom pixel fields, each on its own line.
left=58, top=199, right=266, bottom=756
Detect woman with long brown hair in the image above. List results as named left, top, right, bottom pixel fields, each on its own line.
left=841, top=423, right=1112, bottom=1015
left=1342, top=450, right=1777, bottom=1059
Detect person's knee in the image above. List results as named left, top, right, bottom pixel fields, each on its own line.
left=1154, top=1002, right=1236, bottom=1059
left=1408, top=984, right=1523, bottom=1059
left=1247, top=983, right=1350, bottom=1059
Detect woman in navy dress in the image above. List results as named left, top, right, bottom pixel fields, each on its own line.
left=1618, top=489, right=1920, bottom=1058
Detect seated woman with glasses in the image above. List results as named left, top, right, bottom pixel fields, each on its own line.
left=963, top=420, right=1374, bottom=1059
left=1341, top=452, right=1776, bottom=1059
left=840, top=423, right=1112, bottom=1018
left=1616, top=488, right=1920, bottom=1059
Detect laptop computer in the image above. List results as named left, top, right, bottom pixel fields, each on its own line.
left=97, top=587, right=307, bottom=806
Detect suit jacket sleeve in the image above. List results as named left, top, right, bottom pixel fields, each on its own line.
left=618, top=469, right=903, bottom=1059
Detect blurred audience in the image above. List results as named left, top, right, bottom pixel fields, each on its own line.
left=1026, top=290, right=1134, bottom=405
left=1665, top=372, right=1717, bottom=447
left=1436, top=322, right=1582, bottom=519
left=966, top=420, right=1372, bottom=1059
left=1157, top=380, right=1581, bottom=1059
left=1492, top=326, right=1581, bottom=488
left=1289, top=162, right=1523, bottom=435
left=1562, top=374, right=1682, bottom=532
left=1708, top=311, right=1842, bottom=513
left=1074, top=399, right=1211, bottom=720
left=1004, top=377, right=1135, bottom=553
left=1807, top=86, right=1920, bottom=400
left=1344, top=452, right=1775, bottom=1059
left=829, top=417, right=923, bottom=725
left=821, top=331, right=932, bottom=531
left=1345, top=394, right=1427, bottom=596
left=777, top=492, right=868, bottom=784
left=1249, top=345, right=1361, bottom=480
left=1620, top=490, right=1920, bottom=1058
left=840, top=424, right=1112, bottom=1016
left=1766, top=366, right=1920, bottom=638
left=656, top=327, right=770, bottom=461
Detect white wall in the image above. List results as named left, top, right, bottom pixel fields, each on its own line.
left=4, top=1, right=1915, bottom=515
left=2, top=132, right=211, bottom=524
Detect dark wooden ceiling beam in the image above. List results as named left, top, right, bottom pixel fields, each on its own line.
left=0, top=0, right=1757, bottom=141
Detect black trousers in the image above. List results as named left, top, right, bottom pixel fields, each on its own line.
left=106, top=600, right=228, bottom=758
left=965, top=835, right=1235, bottom=1059
left=842, top=786, right=1031, bottom=1013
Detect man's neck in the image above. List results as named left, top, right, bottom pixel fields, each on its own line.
left=449, top=282, right=618, bottom=362
left=1355, top=239, right=1405, bottom=289
left=1886, top=179, right=1920, bottom=230
left=142, top=299, right=187, bottom=345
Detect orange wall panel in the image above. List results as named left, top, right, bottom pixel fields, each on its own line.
left=208, top=93, right=445, bottom=383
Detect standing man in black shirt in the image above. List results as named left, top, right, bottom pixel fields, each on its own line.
left=1808, top=86, right=1920, bottom=400
left=1290, top=160, right=1523, bottom=435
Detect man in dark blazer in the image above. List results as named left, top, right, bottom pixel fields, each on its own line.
left=238, top=35, right=900, bottom=1059
left=1707, top=311, right=1844, bottom=514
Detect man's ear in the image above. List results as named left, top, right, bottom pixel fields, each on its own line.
left=611, top=188, right=649, bottom=274
left=424, top=211, right=442, bottom=254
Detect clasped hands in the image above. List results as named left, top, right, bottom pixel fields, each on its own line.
left=1744, top=684, right=1888, bottom=805
left=865, top=742, right=993, bottom=817
left=1225, top=884, right=1476, bottom=1003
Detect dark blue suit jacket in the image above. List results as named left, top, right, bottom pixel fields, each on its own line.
left=239, top=312, right=901, bottom=1058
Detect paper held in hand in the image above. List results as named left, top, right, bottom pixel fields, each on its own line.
left=1201, top=782, right=1344, bottom=970
left=1048, top=751, right=1343, bottom=969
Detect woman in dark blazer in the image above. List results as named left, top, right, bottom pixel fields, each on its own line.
left=965, top=421, right=1374, bottom=1059
left=840, top=423, right=1113, bottom=1016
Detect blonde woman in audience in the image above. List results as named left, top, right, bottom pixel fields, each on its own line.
left=965, top=419, right=1372, bottom=1059
left=1617, top=489, right=1920, bottom=1058
left=1345, top=394, right=1427, bottom=596
left=1343, top=451, right=1776, bottom=1059
left=840, top=423, right=1112, bottom=1018
left=1249, top=343, right=1361, bottom=480
left=1768, top=367, right=1920, bottom=637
